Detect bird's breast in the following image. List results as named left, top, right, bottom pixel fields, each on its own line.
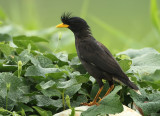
left=75, top=39, right=88, bottom=63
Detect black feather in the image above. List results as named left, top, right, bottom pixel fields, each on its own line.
left=61, top=12, right=72, bottom=24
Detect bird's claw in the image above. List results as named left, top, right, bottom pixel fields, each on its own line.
left=80, top=101, right=99, bottom=106
left=98, top=97, right=102, bottom=103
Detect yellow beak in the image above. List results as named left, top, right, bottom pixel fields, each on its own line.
left=56, top=23, right=69, bottom=28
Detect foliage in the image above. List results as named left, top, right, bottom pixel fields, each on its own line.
left=81, top=86, right=123, bottom=116
left=0, top=31, right=159, bottom=116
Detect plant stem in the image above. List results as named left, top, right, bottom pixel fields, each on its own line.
left=18, top=61, right=22, bottom=78
left=6, top=93, right=8, bottom=110
left=65, top=95, right=72, bottom=109
left=6, top=83, right=10, bottom=110
left=62, top=89, right=65, bottom=110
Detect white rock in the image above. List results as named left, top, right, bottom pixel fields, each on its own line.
left=53, top=105, right=141, bottom=116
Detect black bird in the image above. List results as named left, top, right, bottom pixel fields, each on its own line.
left=56, top=13, right=139, bottom=106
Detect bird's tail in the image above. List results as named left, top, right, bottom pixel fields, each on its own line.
left=121, top=78, right=141, bottom=94
left=126, top=80, right=139, bottom=90
left=115, top=75, right=139, bottom=90
left=114, top=74, right=141, bottom=94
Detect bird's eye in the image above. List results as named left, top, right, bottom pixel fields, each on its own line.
left=64, top=20, right=70, bottom=25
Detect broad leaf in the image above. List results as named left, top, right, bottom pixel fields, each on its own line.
left=25, top=66, right=61, bottom=77
left=0, top=73, right=29, bottom=104
left=65, top=84, right=82, bottom=97
left=13, top=35, right=48, bottom=42
left=41, top=88, right=61, bottom=98
left=130, top=89, right=160, bottom=115
left=33, top=106, right=52, bottom=116
left=39, top=80, right=55, bottom=89
left=0, top=44, right=14, bottom=56
left=81, top=86, right=123, bottom=116
left=57, top=74, right=89, bottom=89
left=118, top=59, right=132, bottom=72
left=35, top=95, right=62, bottom=107
left=117, top=48, right=158, bottom=58
left=0, top=34, right=12, bottom=42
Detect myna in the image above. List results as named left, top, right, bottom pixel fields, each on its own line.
left=56, top=13, right=139, bottom=106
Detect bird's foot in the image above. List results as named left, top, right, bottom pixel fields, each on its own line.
left=98, top=97, right=102, bottom=103
left=81, top=101, right=99, bottom=106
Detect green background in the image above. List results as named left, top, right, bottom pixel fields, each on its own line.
left=0, top=0, right=160, bottom=53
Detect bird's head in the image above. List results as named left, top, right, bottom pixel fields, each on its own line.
left=56, top=13, right=90, bottom=34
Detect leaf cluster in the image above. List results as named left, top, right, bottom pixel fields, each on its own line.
left=0, top=33, right=160, bottom=116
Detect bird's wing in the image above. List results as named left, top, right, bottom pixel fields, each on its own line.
left=78, top=39, right=126, bottom=78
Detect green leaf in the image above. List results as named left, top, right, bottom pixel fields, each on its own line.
left=75, top=74, right=89, bottom=83
left=118, top=59, right=132, bottom=72
left=0, top=44, right=14, bottom=56
left=71, top=95, right=88, bottom=107
left=25, top=65, right=61, bottom=77
left=20, top=108, right=26, bottom=116
left=41, top=88, right=61, bottom=98
left=68, top=53, right=77, bottom=61
left=151, top=113, right=160, bottom=116
left=33, top=106, right=52, bottom=116
left=54, top=52, right=68, bottom=62
left=18, top=51, right=54, bottom=68
left=47, top=71, right=67, bottom=79
left=0, top=34, right=12, bottom=42
left=0, top=96, right=14, bottom=110
left=12, top=111, right=21, bottom=116
left=130, top=89, right=160, bottom=115
left=0, top=107, right=12, bottom=114
left=117, top=48, right=158, bottom=59
left=35, top=95, right=62, bottom=107
left=13, top=39, right=38, bottom=50
left=57, top=78, right=77, bottom=89
left=138, top=80, right=160, bottom=90
left=142, top=70, right=160, bottom=82
left=69, top=56, right=80, bottom=65
left=18, top=49, right=31, bottom=65
left=71, top=64, right=86, bottom=74
left=0, top=107, right=8, bottom=113
left=36, top=55, right=53, bottom=68
left=13, top=35, right=48, bottom=43
left=65, top=84, right=82, bottom=97
left=44, top=53, right=59, bottom=62
left=118, top=48, right=160, bottom=80
left=39, top=80, right=55, bottom=89
left=69, top=108, right=75, bottom=116
left=0, top=62, right=17, bottom=72
left=128, top=52, right=160, bottom=76
left=57, top=73, right=88, bottom=89
left=45, top=52, right=69, bottom=66
left=16, top=103, right=33, bottom=112
left=0, top=72, right=29, bottom=104
left=81, top=86, right=123, bottom=116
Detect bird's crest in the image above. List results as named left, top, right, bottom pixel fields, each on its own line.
left=61, top=12, right=72, bottom=24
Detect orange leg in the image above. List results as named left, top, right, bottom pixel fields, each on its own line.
left=81, top=86, right=104, bottom=106
left=98, top=85, right=114, bottom=102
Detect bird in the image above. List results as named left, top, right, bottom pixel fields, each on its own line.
left=56, top=13, right=139, bottom=106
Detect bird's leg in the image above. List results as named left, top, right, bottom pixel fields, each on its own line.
left=81, top=86, right=104, bottom=106
left=98, top=85, right=114, bottom=102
